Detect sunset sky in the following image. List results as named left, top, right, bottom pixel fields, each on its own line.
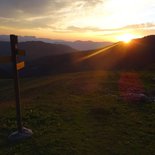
left=0, top=0, right=155, bottom=42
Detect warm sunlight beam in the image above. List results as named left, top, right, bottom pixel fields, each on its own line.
left=78, top=42, right=119, bottom=62
left=117, top=34, right=137, bottom=43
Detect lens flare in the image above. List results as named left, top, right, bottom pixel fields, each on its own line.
left=117, top=34, right=137, bottom=43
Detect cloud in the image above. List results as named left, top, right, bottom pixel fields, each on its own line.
left=0, top=0, right=104, bottom=18
left=0, top=0, right=53, bottom=18
left=66, top=23, right=155, bottom=33
left=0, top=0, right=106, bottom=30
left=123, top=23, right=155, bottom=29
left=0, top=17, right=53, bottom=29
left=67, top=26, right=104, bottom=32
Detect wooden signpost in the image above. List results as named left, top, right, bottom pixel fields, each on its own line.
left=0, top=34, right=32, bottom=141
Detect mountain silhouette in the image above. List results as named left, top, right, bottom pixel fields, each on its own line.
left=0, top=41, right=78, bottom=59
left=24, top=35, right=155, bottom=76
left=0, top=41, right=77, bottom=77
left=0, top=35, right=112, bottom=51
left=0, top=35, right=155, bottom=77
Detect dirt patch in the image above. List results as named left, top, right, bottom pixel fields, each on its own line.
left=118, top=72, right=147, bottom=102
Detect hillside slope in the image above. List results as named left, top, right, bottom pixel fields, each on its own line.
left=0, top=41, right=78, bottom=77
left=19, top=41, right=78, bottom=60
left=0, top=41, right=78, bottom=60
left=24, top=35, right=155, bottom=76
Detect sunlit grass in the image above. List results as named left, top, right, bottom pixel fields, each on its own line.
left=0, top=71, right=155, bottom=155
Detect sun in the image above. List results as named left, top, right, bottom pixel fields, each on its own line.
left=117, top=34, right=136, bottom=43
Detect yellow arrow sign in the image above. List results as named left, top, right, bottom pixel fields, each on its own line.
left=16, top=61, right=25, bottom=70
left=0, top=56, right=12, bottom=63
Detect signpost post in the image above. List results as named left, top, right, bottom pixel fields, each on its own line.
left=10, top=34, right=23, bottom=134
left=0, top=34, right=33, bottom=141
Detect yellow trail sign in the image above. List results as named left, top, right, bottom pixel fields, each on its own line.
left=16, top=61, right=25, bottom=70
left=0, top=56, right=12, bottom=63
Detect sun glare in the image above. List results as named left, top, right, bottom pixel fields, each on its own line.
left=117, top=34, right=136, bottom=43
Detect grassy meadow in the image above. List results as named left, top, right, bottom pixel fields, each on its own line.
left=0, top=71, right=155, bottom=155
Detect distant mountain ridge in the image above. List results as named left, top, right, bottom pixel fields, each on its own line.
left=24, top=35, right=155, bottom=76
left=0, top=41, right=78, bottom=60
left=0, top=35, right=112, bottom=51
left=0, top=35, right=155, bottom=77
left=0, top=40, right=78, bottom=77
